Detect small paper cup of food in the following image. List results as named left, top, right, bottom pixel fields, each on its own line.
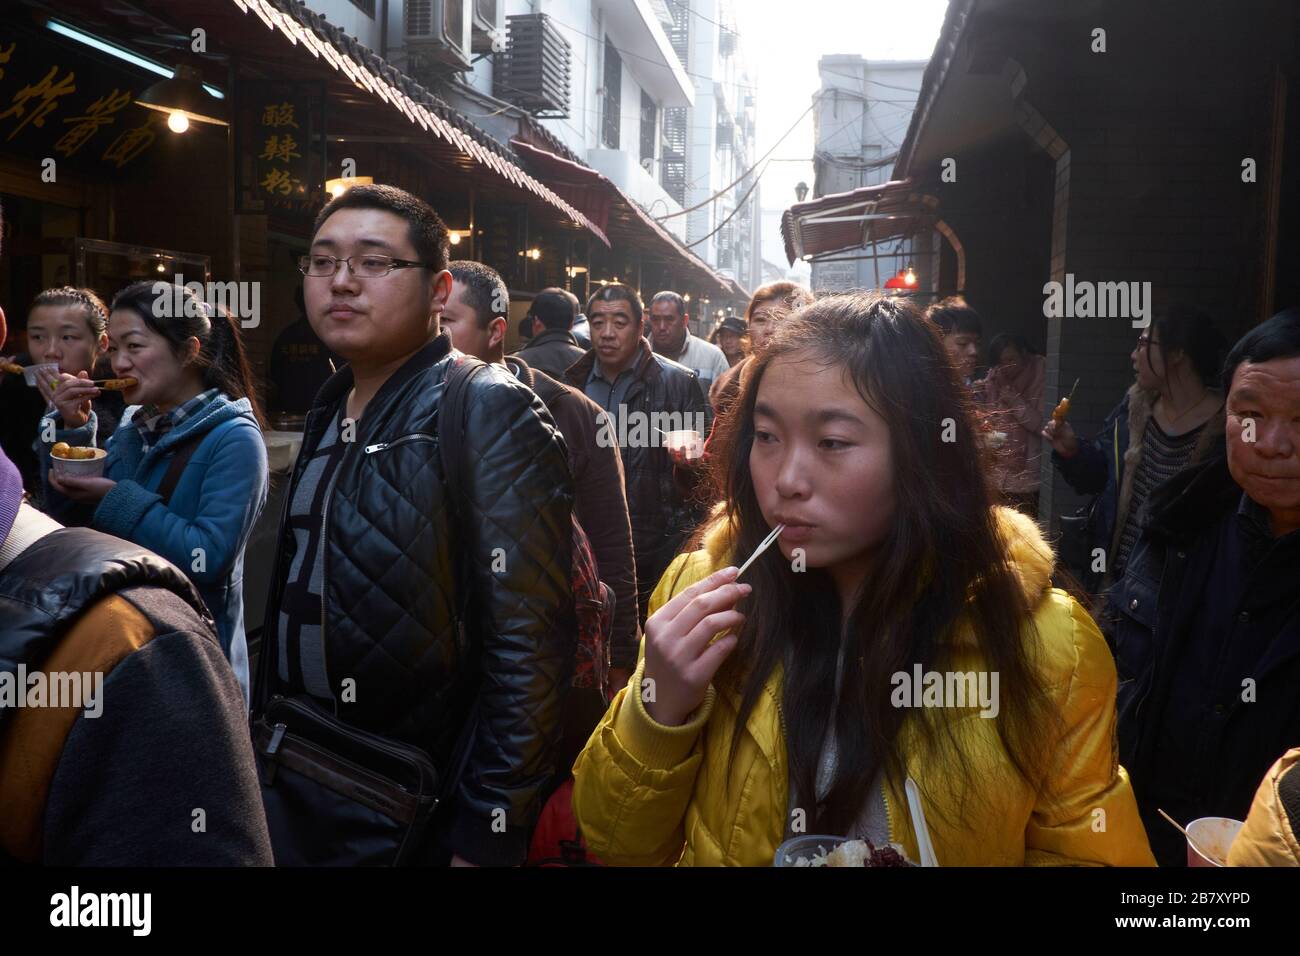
left=50, top=446, right=108, bottom=479
left=23, top=363, right=61, bottom=389
left=662, top=429, right=704, bottom=460
left=774, top=835, right=850, bottom=867
left=1186, top=816, right=1243, bottom=868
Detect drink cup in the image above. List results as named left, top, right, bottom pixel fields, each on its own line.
left=663, top=429, right=704, bottom=461
left=23, top=362, right=60, bottom=390
left=1185, top=816, right=1243, bottom=867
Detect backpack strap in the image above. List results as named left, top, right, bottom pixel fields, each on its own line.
left=156, top=431, right=206, bottom=507
left=436, top=357, right=490, bottom=506
left=434, top=357, right=492, bottom=806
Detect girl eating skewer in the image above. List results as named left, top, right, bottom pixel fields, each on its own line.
left=572, top=291, right=1156, bottom=866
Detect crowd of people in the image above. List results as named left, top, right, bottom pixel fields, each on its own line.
left=1, top=183, right=1296, bottom=867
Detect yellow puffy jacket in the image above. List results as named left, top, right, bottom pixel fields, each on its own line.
left=1227, top=748, right=1300, bottom=866
left=572, top=507, right=1156, bottom=866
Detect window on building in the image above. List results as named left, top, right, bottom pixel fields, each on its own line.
left=348, top=0, right=376, bottom=17
left=602, top=37, right=622, bottom=149
left=640, top=91, right=657, bottom=166
left=661, top=108, right=688, bottom=204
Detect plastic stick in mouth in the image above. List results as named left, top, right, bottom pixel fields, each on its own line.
left=735, top=523, right=786, bottom=580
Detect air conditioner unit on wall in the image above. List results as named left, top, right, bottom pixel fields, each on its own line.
left=405, top=0, right=473, bottom=70
left=471, top=0, right=500, bottom=53
left=493, top=14, right=571, bottom=118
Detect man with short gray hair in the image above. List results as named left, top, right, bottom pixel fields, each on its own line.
left=648, top=291, right=730, bottom=395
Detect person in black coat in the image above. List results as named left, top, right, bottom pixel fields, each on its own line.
left=1113, top=308, right=1300, bottom=866
left=256, top=185, right=574, bottom=867
left=565, top=284, right=712, bottom=620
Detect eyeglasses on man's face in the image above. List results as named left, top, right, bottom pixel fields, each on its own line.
left=1136, top=333, right=1161, bottom=350
left=298, top=253, right=435, bottom=278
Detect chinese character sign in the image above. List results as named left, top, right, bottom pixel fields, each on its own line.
left=0, top=25, right=163, bottom=171
left=244, top=83, right=317, bottom=213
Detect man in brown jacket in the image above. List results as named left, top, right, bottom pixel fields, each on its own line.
left=444, top=263, right=639, bottom=734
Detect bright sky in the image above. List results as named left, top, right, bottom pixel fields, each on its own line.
left=733, top=0, right=950, bottom=272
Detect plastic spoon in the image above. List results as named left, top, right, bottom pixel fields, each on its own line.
left=905, top=777, right=939, bottom=867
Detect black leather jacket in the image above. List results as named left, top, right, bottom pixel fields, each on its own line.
left=565, top=339, right=711, bottom=615
left=256, top=333, right=575, bottom=865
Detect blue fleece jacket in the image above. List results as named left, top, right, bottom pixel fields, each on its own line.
left=90, top=394, right=267, bottom=704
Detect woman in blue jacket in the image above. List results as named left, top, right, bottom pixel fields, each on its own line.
left=46, top=281, right=268, bottom=704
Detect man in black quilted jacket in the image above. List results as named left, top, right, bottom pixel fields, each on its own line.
left=565, top=284, right=712, bottom=619
left=256, top=184, right=575, bottom=866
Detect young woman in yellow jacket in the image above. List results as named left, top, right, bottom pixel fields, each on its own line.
left=572, top=292, right=1156, bottom=867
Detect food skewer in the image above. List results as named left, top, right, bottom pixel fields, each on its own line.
left=1051, top=377, right=1081, bottom=424
left=1, top=361, right=26, bottom=376
left=1157, top=808, right=1222, bottom=865
left=51, top=377, right=138, bottom=391
left=735, top=523, right=786, bottom=580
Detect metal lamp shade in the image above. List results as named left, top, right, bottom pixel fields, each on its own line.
left=135, top=65, right=228, bottom=127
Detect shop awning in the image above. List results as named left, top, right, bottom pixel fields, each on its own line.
left=512, top=138, right=746, bottom=300
left=42, top=0, right=610, bottom=244
left=781, top=180, right=936, bottom=265
left=228, top=0, right=608, bottom=244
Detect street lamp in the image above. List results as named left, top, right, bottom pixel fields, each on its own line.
left=794, top=181, right=809, bottom=203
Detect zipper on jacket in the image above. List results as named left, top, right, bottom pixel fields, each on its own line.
left=364, top=432, right=436, bottom=455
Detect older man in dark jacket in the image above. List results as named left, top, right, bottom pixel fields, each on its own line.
left=566, top=284, right=711, bottom=619
left=1113, top=309, right=1300, bottom=866
left=256, top=186, right=574, bottom=867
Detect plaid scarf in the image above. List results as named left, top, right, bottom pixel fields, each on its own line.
left=133, top=388, right=220, bottom=454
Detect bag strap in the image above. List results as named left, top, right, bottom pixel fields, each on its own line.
left=435, top=356, right=492, bottom=805
left=156, top=431, right=206, bottom=506
left=437, top=356, right=490, bottom=506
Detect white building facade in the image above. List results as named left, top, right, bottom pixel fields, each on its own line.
left=810, top=54, right=925, bottom=293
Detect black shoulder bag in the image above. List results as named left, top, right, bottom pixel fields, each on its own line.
left=251, top=360, right=488, bottom=866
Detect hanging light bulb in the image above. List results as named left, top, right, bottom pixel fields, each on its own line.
left=167, top=110, right=189, bottom=133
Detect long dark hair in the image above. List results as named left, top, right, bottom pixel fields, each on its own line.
left=111, top=281, right=266, bottom=427
left=1147, top=303, right=1228, bottom=386
left=702, top=292, right=1056, bottom=836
